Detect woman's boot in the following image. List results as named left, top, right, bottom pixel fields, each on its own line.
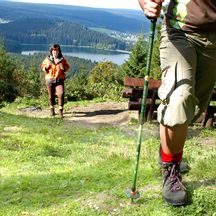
left=50, top=107, right=55, bottom=116
left=59, top=109, right=63, bottom=118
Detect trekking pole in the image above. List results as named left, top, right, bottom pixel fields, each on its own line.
left=126, top=19, right=157, bottom=202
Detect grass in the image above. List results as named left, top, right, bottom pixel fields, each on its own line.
left=0, top=103, right=216, bottom=216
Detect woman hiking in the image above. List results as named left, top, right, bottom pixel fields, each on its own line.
left=41, top=44, right=70, bottom=118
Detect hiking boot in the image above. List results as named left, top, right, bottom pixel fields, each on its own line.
left=162, top=162, right=187, bottom=206
left=50, top=108, right=55, bottom=116
left=158, top=145, right=190, bottom=174
left=59, top=109, right=63, bottom=118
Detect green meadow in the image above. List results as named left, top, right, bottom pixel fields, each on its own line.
left=0, top=102, right=215, bottom=216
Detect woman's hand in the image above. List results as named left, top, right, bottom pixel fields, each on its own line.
left=45, top=64, right=51, bottom=70
left=59, top=63, right=65, bottom=72
left=138, top=0, right=164, bottom=19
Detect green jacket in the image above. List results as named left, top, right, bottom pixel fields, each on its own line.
left=165, top=0, right=216, bottom=32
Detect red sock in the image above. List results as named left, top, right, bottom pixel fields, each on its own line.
left=161, top=148, right=183, bottom=163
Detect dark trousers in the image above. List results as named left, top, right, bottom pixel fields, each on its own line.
left=47, top=80, right=64, bottom=108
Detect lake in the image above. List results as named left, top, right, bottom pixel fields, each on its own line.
left=20, top=44, right=130, bottom=65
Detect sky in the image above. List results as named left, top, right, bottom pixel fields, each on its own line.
left=9, top=0, right=141, bottom=10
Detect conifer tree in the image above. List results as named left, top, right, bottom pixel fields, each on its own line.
left=0, top=40, right=19, bottom=106
left=120, top=35, right=147, bottom=78
left=119, top=26, right=161, bottom=80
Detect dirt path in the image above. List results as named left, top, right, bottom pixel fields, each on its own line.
left=65, top=102, right=136, bottom=128
left=17, top=102, right=139, bottom=129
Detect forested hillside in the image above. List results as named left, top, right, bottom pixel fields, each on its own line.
left=0, top=1, right=148, bottom=33
left=0, top=1, right=149, bottom=52
left=0, top=18, right=127, bottom=52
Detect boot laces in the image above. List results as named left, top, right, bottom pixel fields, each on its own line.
left=168, top=164, right=185, bottom=192
left=163, top=163, right=185, bottom=192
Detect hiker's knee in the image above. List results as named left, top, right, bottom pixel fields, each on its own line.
left=157, top=90, right=197, bottom=126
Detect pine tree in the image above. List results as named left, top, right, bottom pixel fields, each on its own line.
left=119, top=25, right=161, bottom=80
left=120, top=35, right=147, bottom=78
left=0, top=40, right=19, bottom=106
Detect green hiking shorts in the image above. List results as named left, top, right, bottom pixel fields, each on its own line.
left=157, top=26, right=216, bottom=126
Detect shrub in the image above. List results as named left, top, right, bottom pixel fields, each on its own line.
left=87, top=61, right=122, bottom=100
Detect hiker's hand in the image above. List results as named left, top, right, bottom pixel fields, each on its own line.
left=59, top=63, right=65, bottom=71
left=45, top=64, right=51, bottom=70
left=138, top=0, right=164, bottom=19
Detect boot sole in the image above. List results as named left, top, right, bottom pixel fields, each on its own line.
left=165, top=197, right=187, bottom=206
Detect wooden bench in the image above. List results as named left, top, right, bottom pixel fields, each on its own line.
left=122, top=77, right=216, bottom=127
left=201, top=88, right=216, bottom=128
left=121, top=77, right=161, bottom=122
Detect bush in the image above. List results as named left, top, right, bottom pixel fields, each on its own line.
left=65, top=72, right=93, bottom=101
left=87, top=61, right=122, bottom=100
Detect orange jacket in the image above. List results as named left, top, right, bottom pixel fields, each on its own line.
left=41, top=55, right=70, bottom=80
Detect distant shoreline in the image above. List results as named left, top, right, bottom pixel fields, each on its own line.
left=20, top=44, right=132, bottom=54
left=20, top=44, right=130, bottom=65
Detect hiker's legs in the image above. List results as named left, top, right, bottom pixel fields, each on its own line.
left=159, top=124, right=190, bottom=174
left=47, top=83, right=56, bottom=115
left=157, top=25, right=216, bottom=206
left=157, top=26, right=198, bottom=205
left=158, top=26, right=197, bottom=127
left=56, top=81, right=64, bottom=117
left=47, top=83, right=56, bottom=107
left=160, top=124, right=188, bottom=155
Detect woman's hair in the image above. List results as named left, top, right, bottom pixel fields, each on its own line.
left=49, top=44, right=63, bottom=58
